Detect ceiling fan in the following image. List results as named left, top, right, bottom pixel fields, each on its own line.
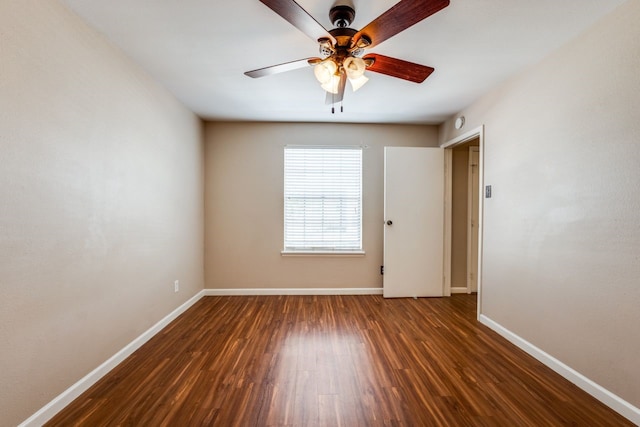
left=244, top=0, right=450, bottom=110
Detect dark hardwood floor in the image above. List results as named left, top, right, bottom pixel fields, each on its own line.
left=47, top=294, right=633, bottom=426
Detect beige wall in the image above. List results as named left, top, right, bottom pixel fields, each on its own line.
left=204, top=122, right=438, bottom=289
left=440, top=0, right=640, bottom=409
left=0, top=1, right=204, bottom=424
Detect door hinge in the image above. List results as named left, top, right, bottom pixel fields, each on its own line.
left=380, top=265, right=384, bottom=275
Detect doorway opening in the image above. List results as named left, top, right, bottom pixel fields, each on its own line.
left=443, top=126, right=484, bottom=318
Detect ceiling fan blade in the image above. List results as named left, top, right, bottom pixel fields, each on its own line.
left=259, top=0, right=337, bottom=45
left=354, top=0, right=449, bottom=49
left=325, top=71, right=347, bottom=105
left=245, top=58, right=320, bottom=78
left=363, top=54, right=434, bottom=83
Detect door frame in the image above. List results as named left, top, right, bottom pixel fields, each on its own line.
left=467, top=146, right=480, bottom=294
left=442, top=125, right=484, bottom=318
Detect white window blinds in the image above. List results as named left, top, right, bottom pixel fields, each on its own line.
left=284, top=146, right=362, bottom=252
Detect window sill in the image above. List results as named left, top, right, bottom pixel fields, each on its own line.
left=281, top=250, right=365, bottom=257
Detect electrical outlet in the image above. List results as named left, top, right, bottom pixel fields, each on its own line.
left=174, top=280, right=179, bottom=293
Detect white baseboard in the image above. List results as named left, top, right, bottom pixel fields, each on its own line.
left=20, top=290, right=206, bottom=427
left=204, top=287, right=383, bottom=296
left=479, top=314, right=640, bottom=425
left=450, top=286, right=469, bottom=294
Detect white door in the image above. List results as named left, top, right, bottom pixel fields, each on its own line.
left=383, top=147, right=444, bottom=298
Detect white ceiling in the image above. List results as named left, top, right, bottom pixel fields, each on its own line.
left=59, top=0, right=625, bottom=125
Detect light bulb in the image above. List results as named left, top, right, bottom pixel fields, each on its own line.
left=313, top=60, right=338, bottom=84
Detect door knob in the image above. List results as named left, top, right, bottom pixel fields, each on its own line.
left=386, top=220, right=393, bottom=226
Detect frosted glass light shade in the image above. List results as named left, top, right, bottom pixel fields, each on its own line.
left=348, top=75, right=369, bottom=92
left=321, top=74, right=341, bottom=94
left=314, top=60, right=338, bottom=84
left=343, top=57, right=366, bottom=80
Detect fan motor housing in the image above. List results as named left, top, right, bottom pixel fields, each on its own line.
left=329, top=27, right=357, bottom=47
left=329, top=5, right=355, bottom=28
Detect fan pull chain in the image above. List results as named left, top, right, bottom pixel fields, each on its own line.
left=330, top=101, right=344, bottom=114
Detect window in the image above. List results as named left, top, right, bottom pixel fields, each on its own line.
left=284, top=146, right=363, bottom=253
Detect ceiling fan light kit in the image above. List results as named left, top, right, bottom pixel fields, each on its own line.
left=245, top=0, right=450, bottom=111
left=314, top=56, right=368, bottom=93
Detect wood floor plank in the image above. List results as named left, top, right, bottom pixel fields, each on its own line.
left=46, top=295, right=634, bottom=426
